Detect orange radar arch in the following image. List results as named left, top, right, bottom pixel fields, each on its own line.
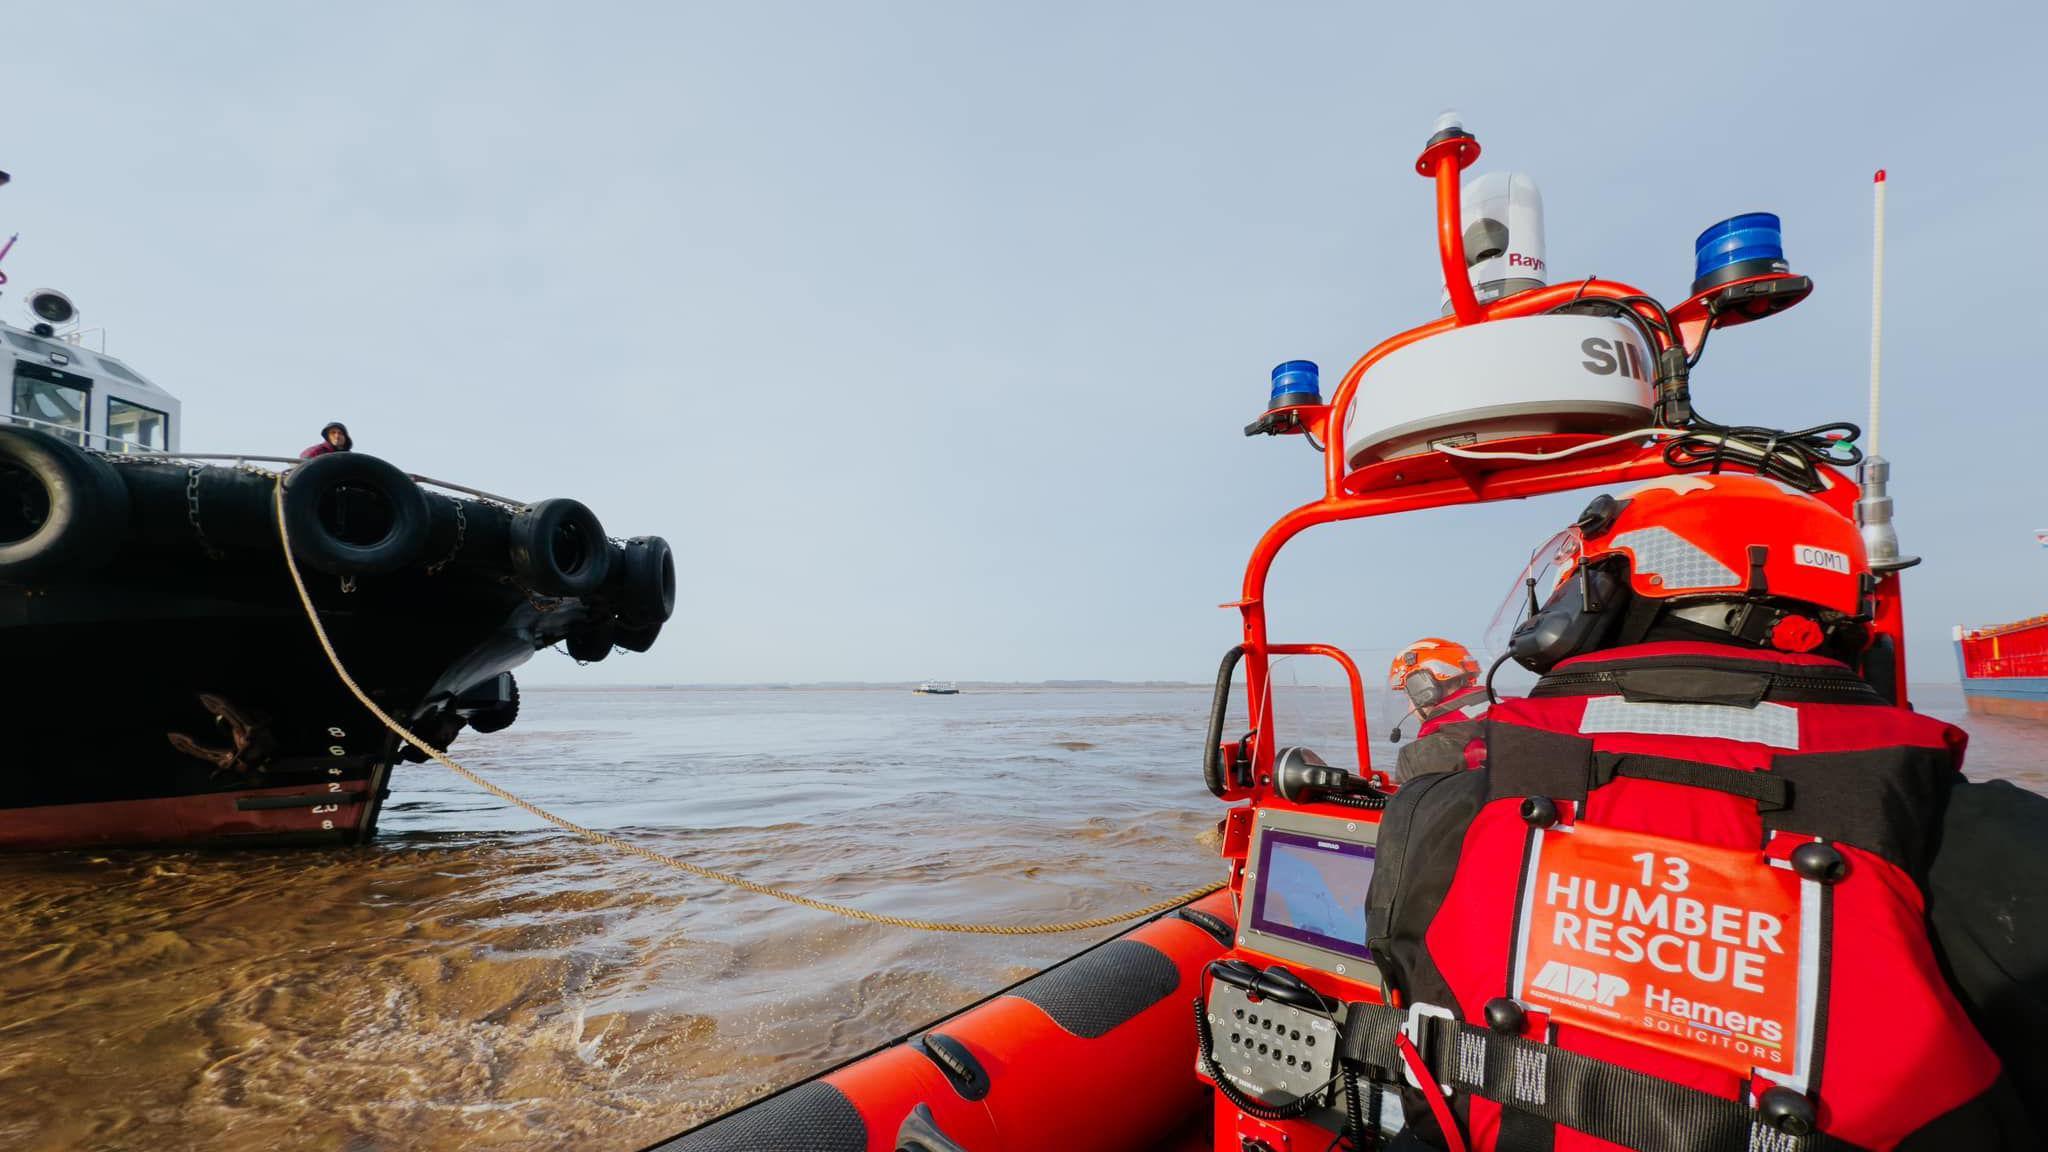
left=1228, top=127, right=1894, bottom=789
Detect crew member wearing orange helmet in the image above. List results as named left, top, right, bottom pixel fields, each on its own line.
left=1387, top=638, right=1488, bottom=783
left=1359, top=474, right=2040, bottom=1150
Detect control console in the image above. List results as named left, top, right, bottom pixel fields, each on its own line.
left=1198, top=804, right=1406, bottom=1144
left=1200, top=965, right=1343, bottom=1108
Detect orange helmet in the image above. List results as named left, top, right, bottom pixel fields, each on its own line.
left=1509, top=474, right=1872, bottom=671
left=1390, top=638, right=1482, bottom=708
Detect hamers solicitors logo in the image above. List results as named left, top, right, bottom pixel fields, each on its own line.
left=1530, top=960, right=1629, bottom=1008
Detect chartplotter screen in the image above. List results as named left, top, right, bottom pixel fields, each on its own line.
left=1249, top=828, right=1375, bottom=962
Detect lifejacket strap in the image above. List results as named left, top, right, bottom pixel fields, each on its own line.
left=1611, top=666, right=1773, bottom=708
left=1337, top=1002, right=1869, bottom=1152
left=1482, top=725, right=1950, bottom=877
left=1529, top=654, right=1884, bottom=707
left=1483, top=723, right=1798, bottom=815
left=1592, top=753, right=1793, bottom=812
left=1397, top=1030, right=1471, bottom=1152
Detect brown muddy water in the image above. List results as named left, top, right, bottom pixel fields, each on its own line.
left=0, top=683, right=2039, bottom=1151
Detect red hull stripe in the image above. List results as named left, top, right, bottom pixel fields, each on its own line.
left=1965, top=694, right=2048, bottom=722
left=0, top=781, right=370, bottom=849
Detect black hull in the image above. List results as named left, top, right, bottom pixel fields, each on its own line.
left=2, top=554, right=589, bottom=849
left=0, top=440, right=673, bottom=850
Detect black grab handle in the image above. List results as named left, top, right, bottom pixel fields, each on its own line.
left=1204, top=645, right=1247, bottom=798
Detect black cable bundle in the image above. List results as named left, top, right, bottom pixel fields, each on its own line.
left=1546, top=289, right=1864, bottom=494
left=1659, top=417, right=1862, bottom=493
left=1320, top=789, right=1390, bottom=812
left=1549, top=288, right=1677, bottom=360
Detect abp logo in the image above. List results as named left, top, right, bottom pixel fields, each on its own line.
left=1530, top=960, right=1630, bottom=1007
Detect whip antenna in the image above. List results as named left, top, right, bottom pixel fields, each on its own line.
left=1868, top=170, right=1885, bottom=456
left=1857, top=169, right=1917, bottom=572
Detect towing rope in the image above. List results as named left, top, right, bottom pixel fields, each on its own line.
left=271, top=479, right=1225, bottom=934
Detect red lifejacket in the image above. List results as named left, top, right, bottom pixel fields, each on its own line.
left=1364, top=642, right=2027, bottom=1151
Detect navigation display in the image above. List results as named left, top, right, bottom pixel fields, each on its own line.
left=1250, top=828, right=1375, bottom=961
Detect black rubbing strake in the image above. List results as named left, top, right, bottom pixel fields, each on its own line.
left=1005, top=938, right=1180, bottom=1038
left=650, top=1080, right=866, bottom=1152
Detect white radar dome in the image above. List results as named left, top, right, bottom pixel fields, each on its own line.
left=1344, top=313, right=1653, bottom=467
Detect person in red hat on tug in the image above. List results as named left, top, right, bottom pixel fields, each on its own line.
left=299, top=421, right=352, bottom=459
left=1363, top=474, right=2043, bottom=1152
left=1387, top=638, right=1489, bottom=783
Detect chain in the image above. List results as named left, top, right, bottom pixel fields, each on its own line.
left=185, top=466, right=225, bottom=560
left=424, top=500, right=467, bottom=576
left=269, top=478, right=1224, bottom=934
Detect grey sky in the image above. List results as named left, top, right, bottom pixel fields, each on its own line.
left=7, top=2, right=2043, bottom=684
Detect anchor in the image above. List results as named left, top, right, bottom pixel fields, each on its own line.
left=167, top=692, right=278, bottom=780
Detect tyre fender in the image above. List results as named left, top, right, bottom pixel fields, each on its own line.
left=614, top=534, right=676, bottom=625
left=510, top=497, right=611, bottom=597
left=281, top=452, right=431, bottom=575
left=465, top=674, right=521, bottom=735
left=0, top=426, right=130, bottom=584
left=566, top=618, right=616, bottom=663
left=614, top=617, right=664, bottom=653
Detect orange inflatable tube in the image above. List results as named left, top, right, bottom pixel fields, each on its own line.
left=650, top=890, right=1235, bottom=1151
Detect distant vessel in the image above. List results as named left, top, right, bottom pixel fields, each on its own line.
left=1955, top=616, right=2048, bottom=720
left=913, top=681, right=959, bottom=695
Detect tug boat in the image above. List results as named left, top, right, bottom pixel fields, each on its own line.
left=0, top=177, right=675, bottom=850
left=656, top=116, right=1915, bottom=1152
left=1955, top=615, right=2048, bottom=720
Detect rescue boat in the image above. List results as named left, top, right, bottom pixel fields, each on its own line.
left=651, top=115, right=1927, bottom=1151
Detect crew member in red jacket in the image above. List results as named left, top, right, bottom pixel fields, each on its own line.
left=1363, top=474, right=2039, bottom=1151
left=299, top=421, right=352, bottom=459
left=1387, top=637, right=1489, bottom=782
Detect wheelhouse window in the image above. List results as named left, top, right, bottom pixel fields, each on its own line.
left=11, top=363, right=91, bottom=446
left=107, top=398, right=169, bottom=453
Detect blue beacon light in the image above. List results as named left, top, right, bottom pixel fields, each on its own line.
left=1691, top=212, right=1789, bottom=297
left=1269, top=360, right=1322, bottom=410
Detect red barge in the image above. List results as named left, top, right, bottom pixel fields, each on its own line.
left=1956, top=615, right=2048, bottom=720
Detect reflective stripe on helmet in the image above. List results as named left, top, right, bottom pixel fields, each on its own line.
left=1608, top=526, right=1741, bottom=593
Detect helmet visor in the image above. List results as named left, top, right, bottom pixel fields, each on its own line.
left=1402, top=666, right=1473, bottom=709
left=1484, top=529, right=1580, bottom=657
